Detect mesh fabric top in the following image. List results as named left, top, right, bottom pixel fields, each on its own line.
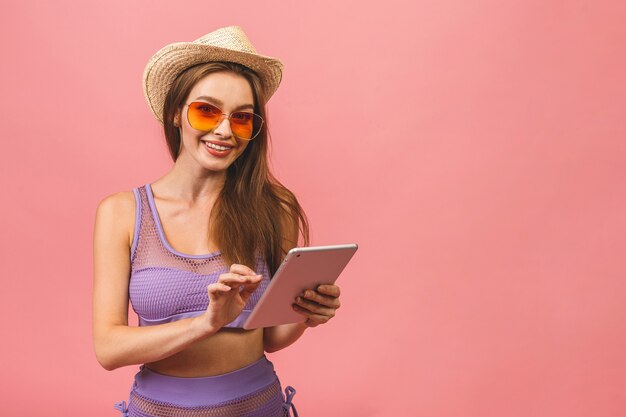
left=129, top=183, right=270, bottom=328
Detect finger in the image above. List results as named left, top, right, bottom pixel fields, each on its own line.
left=316, top=284, right=340, bottom=297
left=239, top=279, right=263, bottom=303
left=294, top=296, right=337, bottom=318
left=301, top=289, right=341, bottom=309
left=229, top=263, right=257, bottom=276
left=240, top=276, right=263, bottom=292
left=207, top=282, right=232, bottom=299
left=291, top=304, right=331, bottom=326
left=208, top=282, right=232, bottom=292
left=218, top=273, right=261, bottom=285
left=239, top=274, right=263, bottom=290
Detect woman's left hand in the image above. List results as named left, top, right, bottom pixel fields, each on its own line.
left=292, top=284, right=341, bottom=328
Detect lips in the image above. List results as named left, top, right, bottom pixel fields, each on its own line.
left=202, top=140, right=234, bottom=157
left=203, top=140, right=234, bottom=150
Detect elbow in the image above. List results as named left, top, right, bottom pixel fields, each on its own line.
left=93, top=326, right=127, bottom=371
left=263, top=337, right=286, bottom=353
left=263, top=344, right=280, bottom=354
left=95, top=350, right=117, bottom=371
left=94, top=342, right=122, bottom=371
left=100, top=362, right=115, bottom=372
left=262, top=335, right=281, bottom=354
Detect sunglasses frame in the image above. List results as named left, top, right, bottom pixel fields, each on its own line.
left=184, top=101, right=264, bottom=141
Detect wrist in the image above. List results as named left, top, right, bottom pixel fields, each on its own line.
left=190, top=315, right=219, bottom=339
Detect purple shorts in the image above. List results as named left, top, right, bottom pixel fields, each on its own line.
left=113, top=355, right=298, bottom=416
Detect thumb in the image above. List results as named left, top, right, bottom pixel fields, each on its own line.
left=239, top=275, right=262, bottom=303
left=207, top=282, right=231, bottom=302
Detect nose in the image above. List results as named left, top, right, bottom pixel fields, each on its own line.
left=213, top=116, right=233, bottom=139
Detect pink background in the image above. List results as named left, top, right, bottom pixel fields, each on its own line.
left=1, top=1, right=625, bottom=416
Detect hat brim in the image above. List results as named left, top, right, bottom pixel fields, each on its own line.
left=143, top=42, right=283, bottom=122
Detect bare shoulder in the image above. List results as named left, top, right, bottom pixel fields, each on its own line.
left=94, top=189, right=137, bottom=251
left=96, top=189, right=135, bottom=214
left=93, top=189, right=138, bottom=339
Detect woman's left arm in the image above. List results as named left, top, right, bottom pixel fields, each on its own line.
left=263, top=284, right=341, bottom=353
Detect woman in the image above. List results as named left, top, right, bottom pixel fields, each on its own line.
left=92, top=26, right=342, bottom=416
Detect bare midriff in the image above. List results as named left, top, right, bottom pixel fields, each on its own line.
left=144, top=327, right=265, bottom=377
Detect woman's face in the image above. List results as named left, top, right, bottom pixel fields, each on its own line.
left=175, top=71, right=255, bottom=172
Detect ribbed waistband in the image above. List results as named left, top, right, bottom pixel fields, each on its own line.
left=132, top=355, right=278, bottom=407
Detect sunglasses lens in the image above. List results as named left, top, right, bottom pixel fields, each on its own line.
left=187, top=102, right=221, bottom=131
left=230, top=112, right=263, bottom=140
left=187, top=102, right=263, bottom=140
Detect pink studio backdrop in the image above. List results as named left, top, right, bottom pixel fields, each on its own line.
left=1, top=1, right=625, bottom=416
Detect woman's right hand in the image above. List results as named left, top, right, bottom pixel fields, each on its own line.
left=199, top=264, right=263, bottom=332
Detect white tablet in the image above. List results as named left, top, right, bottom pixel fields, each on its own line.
left=242, top=243, right=358, bottom=329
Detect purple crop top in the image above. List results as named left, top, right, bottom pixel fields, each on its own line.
left=128, top=183, right=271, bottom=328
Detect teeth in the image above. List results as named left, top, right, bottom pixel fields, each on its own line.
left=205, top=142, right=231, bottom=151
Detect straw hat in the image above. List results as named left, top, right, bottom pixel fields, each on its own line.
left=142, top=25, right=284, bottom=123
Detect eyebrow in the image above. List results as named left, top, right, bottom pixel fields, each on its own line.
left=194, top=96, right=255, bottom=111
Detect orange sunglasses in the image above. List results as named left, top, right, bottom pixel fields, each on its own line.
left=185, top=101, right=264, bottom=141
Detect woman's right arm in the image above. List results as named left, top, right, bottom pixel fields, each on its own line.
left=92, top=192, right=261, bottom=371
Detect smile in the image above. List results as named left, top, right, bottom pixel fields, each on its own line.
left=202, top=141, right=234, bottom=157
left=204, top=142, right=233, bottom=151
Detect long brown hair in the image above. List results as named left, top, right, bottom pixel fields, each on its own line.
left=161, top=61, right=309, bottom=276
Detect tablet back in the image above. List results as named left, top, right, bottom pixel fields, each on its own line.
left=243, top=244, right=358, bottom=329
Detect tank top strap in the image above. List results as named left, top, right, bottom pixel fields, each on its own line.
left=130, top=186, right=142, bottom=264
left=131, top=184, right=162, bottom=269
left=137, top=184, right=157, bottom=231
